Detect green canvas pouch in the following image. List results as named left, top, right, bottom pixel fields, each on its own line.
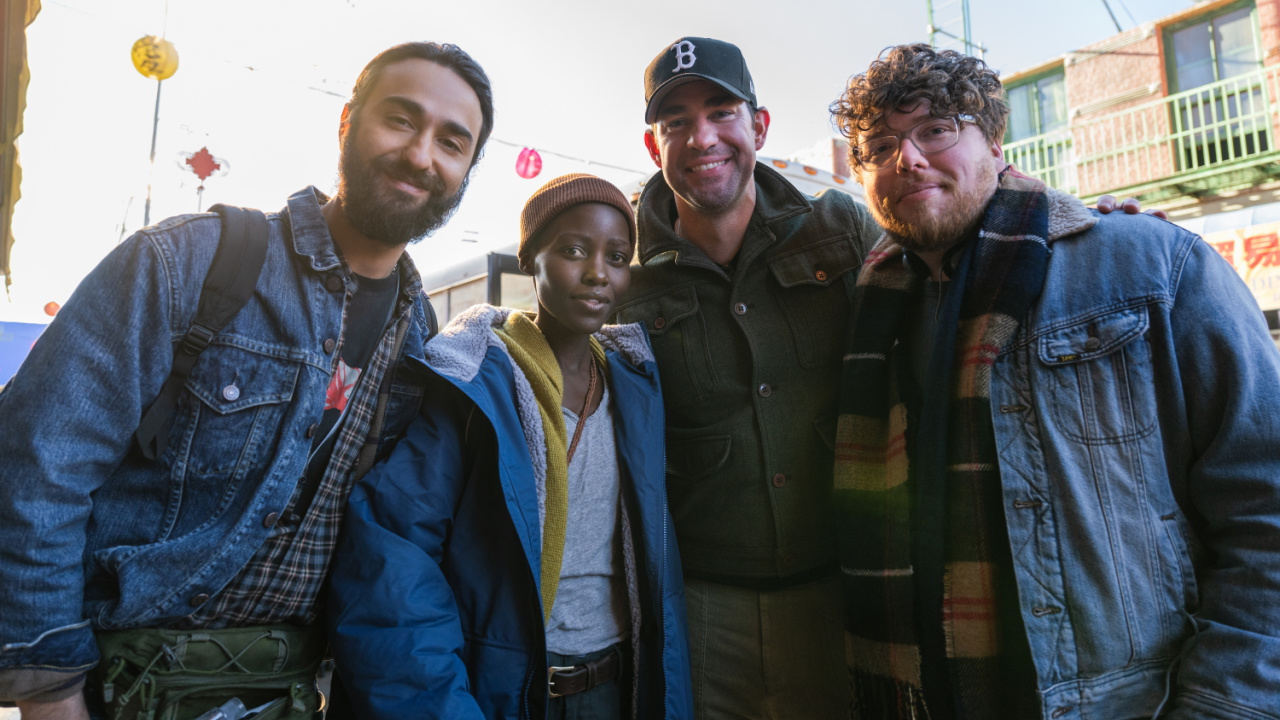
left=91, top=624, right=325, bottom=720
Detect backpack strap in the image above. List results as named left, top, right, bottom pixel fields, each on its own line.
left=350, top=291, right=438, bottom=480
left=424, top=291, right=439, bottom=337
left=133, top=205, right=270, bottom=460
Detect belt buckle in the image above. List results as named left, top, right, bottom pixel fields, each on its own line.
left=547, top=665, right=578, bottom=699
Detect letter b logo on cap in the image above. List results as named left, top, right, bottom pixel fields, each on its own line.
left=671, top=40, right=696, bottom=72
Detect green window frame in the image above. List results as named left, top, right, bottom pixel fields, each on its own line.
left=1166, top=1, right=1262, bottom=94
left=1004, top=67, right=1068, bottom=144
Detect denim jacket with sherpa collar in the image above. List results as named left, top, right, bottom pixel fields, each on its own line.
left=912, top=192, right=1280, bottom=719
left=0, top=187, right=432, bottom=702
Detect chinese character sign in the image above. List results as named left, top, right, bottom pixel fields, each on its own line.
left=1203, top=222, right=1280, bottom=311
left=131, top=36, right=179, bottom=81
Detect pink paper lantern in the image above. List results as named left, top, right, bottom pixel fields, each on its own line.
left=516, top=147, right=543, bottom=179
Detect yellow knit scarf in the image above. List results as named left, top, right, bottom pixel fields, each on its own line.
left=494, top=311, right=607, bottom=624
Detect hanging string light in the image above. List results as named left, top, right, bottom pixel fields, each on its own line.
left=488, top=137, right=646, bottom=179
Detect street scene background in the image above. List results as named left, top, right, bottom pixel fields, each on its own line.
left=3, top=0, right=1185, bottom=327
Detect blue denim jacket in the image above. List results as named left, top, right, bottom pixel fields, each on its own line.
left=0, top=188, right=431, bottom=700
left=993, top=199, right=1280, bottom=719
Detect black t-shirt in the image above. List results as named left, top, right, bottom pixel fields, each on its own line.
left=290, top=270, right=399, bottom=519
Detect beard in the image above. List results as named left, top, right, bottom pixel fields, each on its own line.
left=336, top=129, right=470, bottom=248
left=870, top=160, right=998, bottom=255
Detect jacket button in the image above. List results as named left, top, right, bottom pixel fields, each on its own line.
left=1084, top=336, right=1101, bottom=351
left=325, top=276, right=344, bottom=292
left=782, top=553, right=796, bottom=568
left=262, top=512, right=279, bottom=529
left=323, top=338, right=336, bottom=353
left=814, top=270, right=828, bottom=282
left=189, top=593, right=209, bottom=607
left=758, top=383, right=773, bottom=398
left=654, top=317, right=666, bottom=330
left=222, top=384, right=240, bottom=402
left=734, top=302, right=748, bottom=316
left=306, top=423, right=318, bottom=438
left=772, top=473, right=786, bottom=487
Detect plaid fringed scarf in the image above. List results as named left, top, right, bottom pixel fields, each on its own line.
left=834, top=170, right=1050, bottom=719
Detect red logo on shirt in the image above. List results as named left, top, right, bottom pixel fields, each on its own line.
left=325, top=359, right=361, bottom=412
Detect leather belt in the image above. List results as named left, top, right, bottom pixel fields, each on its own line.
left=547, top=648, right=621, bottom=699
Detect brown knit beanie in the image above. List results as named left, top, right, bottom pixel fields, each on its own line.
left=518, top=173, right=637, bottom=268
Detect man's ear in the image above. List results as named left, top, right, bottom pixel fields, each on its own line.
left=644, top=129, right=662, bottom=168
left=753, top=107, right=771, bottom=151
left=339, top=104, right=353, bottom=147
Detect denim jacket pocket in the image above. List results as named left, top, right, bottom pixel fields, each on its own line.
left=165, top=344, right=301, bottom=538
left=768, top=235, right=858, bottom=369
left=615, top=284, right=715, bottom=409
left=1036, top=305, right=1156, bottom=444
left=1159, top=510, right=1202, bottom=614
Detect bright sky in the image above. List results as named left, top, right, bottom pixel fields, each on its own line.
left=3, top=0, right=1194, bottom=323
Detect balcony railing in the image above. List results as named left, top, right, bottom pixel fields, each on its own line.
left=1004, top=129, right=1076, bottom=194
left=1010, top=66, right=1280, bottom=202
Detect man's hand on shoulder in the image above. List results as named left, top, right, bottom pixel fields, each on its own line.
left=15, top=694, right=90, bottom=720
left=1095, top=194, right=1169, bottom=220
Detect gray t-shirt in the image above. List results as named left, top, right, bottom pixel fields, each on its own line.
left=545, top=384, right=629, bottom=655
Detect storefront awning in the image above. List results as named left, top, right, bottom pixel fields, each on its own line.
left=1, top=0, right=41, bottom=289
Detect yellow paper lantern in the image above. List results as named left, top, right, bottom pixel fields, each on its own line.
left=131, top=36, right=179, bottom=81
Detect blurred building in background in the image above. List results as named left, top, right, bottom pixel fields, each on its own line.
left=1001, top=0, right=1280, bottom=345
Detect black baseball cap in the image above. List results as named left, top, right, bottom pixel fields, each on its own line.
left=644, top=37, right=757, bottom=124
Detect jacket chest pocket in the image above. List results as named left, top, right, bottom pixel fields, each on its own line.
left=1035, top=306, right=1155, bottom=443
left=615, top=284, right=716, bottom=410
left=767, top=235, right=859, bottom=369
left=167, top=345, right=301, bottom=537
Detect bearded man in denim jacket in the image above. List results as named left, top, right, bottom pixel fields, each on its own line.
left=831, top=43, right=1280, bottom=719
left=0, top=42, right=493, bottom=720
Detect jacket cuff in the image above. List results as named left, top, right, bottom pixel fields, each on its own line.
left=0, top=668, right=87, bottom=704
left=0, top=620, right=98, bottom=703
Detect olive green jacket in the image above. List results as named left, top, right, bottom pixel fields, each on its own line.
left=615, top=163, right=881, bottom=580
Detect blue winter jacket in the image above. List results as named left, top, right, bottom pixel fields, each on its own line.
left=327, top=305, right=693, bottom=720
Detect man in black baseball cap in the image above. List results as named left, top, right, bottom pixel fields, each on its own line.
left=620, top=37, right=1160, bottom=720
left=643, top=37, right=757, bottom=124
left=615, top=37, right=884, bottom=720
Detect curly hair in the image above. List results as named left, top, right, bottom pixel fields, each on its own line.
left=831, top=43, right=1008, bottom=171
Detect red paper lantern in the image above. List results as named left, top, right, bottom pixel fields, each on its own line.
left=44, top=302, right=60, bottom=316
left=515, top=148, right=543, bottom=179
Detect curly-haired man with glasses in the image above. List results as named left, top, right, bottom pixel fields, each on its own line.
left=830, top=43, right=1280, bottom=719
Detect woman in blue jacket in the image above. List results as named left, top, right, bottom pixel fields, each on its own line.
left=327, top=174, right=692, bottom=720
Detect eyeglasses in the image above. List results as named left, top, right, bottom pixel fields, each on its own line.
left=854, top=114, right=977, bottom=170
